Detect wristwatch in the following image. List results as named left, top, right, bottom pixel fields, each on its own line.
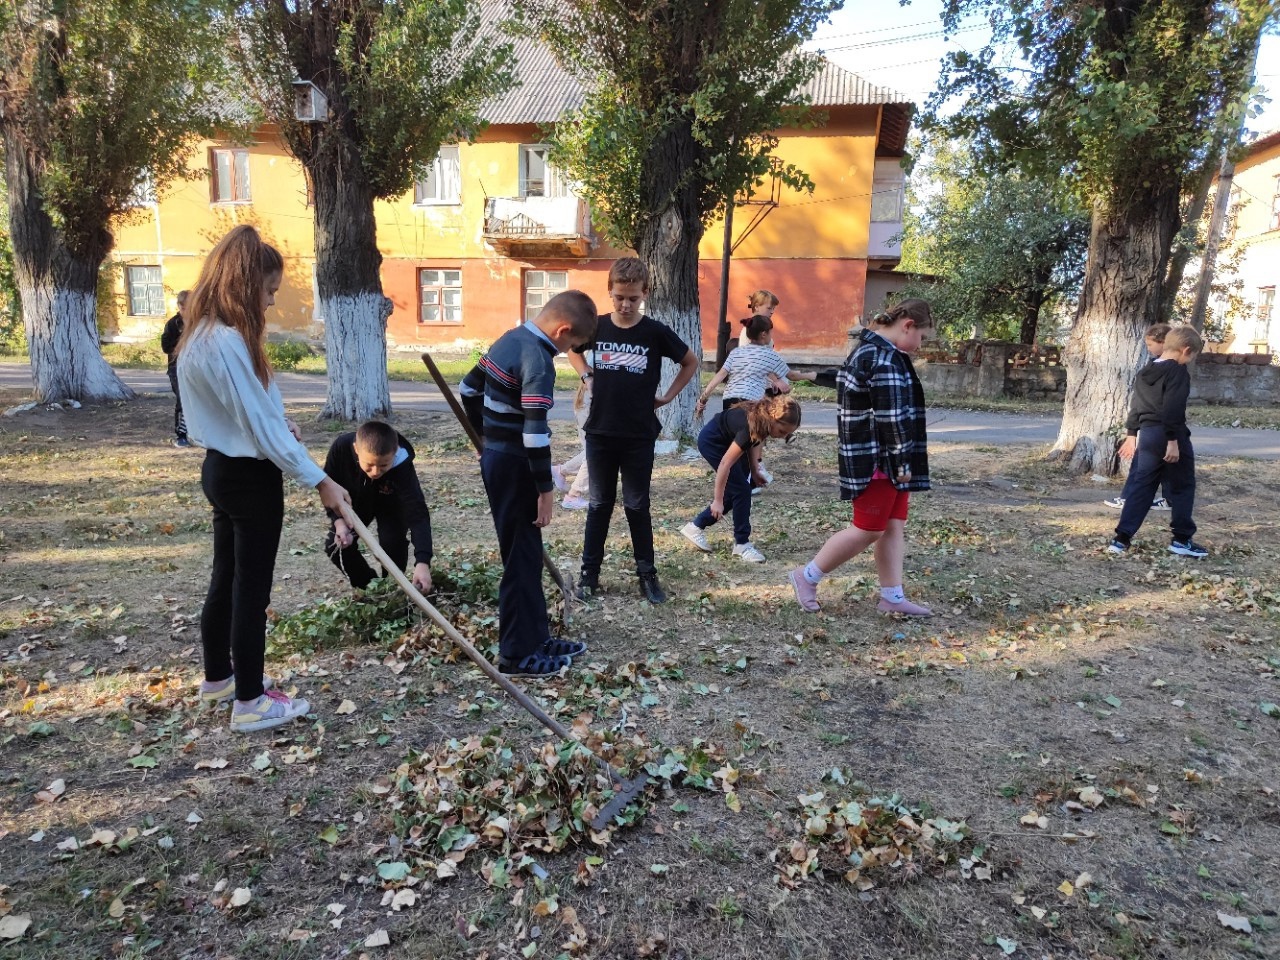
left=581, top=372, right=593, bottom=383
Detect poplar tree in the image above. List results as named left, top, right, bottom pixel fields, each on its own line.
left=236, top=0, right=516, bottom=420
left=930, top=0, right=1274, bottom=473
left=0, top=0, right=232, bottom=402
left=521, top=0, right=835, bottom=437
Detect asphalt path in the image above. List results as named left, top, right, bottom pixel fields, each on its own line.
left=3, top=361, right=1278, bottom=459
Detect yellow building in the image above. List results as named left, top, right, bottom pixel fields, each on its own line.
left=106, top=41, right=910, bottom=355
left=1221, top=130, right=1280, bottom=353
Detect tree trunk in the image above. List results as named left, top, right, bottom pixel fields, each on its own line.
left=1019, top=284, right=1045, bottom=346
left=1050, top=188, right=1180, bottom=474
left=310, top=142, right=391, bottom=421
left=637, top=122, right=704, bottom=441
left=3, top=135, right=133, bottom=403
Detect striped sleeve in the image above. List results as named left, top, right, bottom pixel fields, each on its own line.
left=520, top=338, right=555, bottom=492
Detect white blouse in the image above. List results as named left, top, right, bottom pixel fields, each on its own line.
left=177, top=323, right=326, bottom=488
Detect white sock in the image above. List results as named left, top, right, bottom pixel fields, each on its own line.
left=881, top=585, right=906, bottom=604
left=803, top=561, right=826, bottom=585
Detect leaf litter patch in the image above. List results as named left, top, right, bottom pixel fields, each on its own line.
left=377, top=733, right=728, bottom=885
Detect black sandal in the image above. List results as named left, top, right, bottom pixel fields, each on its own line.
left=498, top=651, right=572, bottom=677
left=541, top=638, right=587, bottom=658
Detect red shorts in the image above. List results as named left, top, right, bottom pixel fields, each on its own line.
left=852, top=478, right=910, bottom=532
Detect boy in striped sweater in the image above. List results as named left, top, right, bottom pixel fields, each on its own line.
left=460, top=291, right=598, bottom=676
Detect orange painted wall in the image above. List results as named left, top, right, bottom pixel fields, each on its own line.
left=697, top=258, right=867, bottom=353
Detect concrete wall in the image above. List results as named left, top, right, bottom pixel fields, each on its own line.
left=914, top=340, right=1279, bottom=407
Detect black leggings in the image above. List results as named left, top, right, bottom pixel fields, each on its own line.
left=582, top=434, right=656, bottom=575
left=200, top=451, right=284, bottom=702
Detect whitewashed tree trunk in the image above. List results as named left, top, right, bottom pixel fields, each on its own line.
left=639, top=126, right=705, bottom=442
left=320, top=292, right=392, bottom=420
left=310, top=139, right=392, bottom=422
left=1051, top=189, right=1180, bottom=474
left=4, top=133, right=133, bottom=403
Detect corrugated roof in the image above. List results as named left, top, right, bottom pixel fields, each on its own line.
left=479, top=23, right=910, bottom=125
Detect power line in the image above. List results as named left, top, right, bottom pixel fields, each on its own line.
left=818, top=23, right=987, bottom=53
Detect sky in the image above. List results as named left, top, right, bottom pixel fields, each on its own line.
left=806, top=0, right=1280, bottom=137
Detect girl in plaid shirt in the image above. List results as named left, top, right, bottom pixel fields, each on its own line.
left=790, top=299, right=935, bottom=616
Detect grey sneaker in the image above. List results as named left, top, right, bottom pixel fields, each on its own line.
left=230, top=690, right=310, bottom=733
left=680, top=522, right=711, bottom=552
left=732, top=542, right=766, bottom=563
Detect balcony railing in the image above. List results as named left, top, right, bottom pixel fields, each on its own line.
left=483, top=196, right=592, bottom=257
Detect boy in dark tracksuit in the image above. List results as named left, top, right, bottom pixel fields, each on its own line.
left=160, top=291, right=189, bottom=447
left=324, top=421, right=434, bottom=591
left=1109, top=325, right=1207, bottom=558
left=459, top=290, right=598, bottom=677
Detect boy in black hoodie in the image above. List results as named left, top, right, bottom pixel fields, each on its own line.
left=324, top=421, right=434, bottom=590
left=1108, top=326, right=1207, bottom=558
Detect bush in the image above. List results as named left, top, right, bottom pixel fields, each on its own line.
left=266, top=339, right=313, bottom=371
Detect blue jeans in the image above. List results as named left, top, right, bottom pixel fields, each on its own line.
left=1116, top=426, right=1196, bottom=544
left=692, top=426, right=753, bottom=545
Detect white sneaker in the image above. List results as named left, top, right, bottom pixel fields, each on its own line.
left=680, top=522, right=711, bottom=552
left=759, top=467, right=774, bottom=485
left=230, top=690, right=310, bottom=733
left=1151, top=498, right=1172, bottom=512
left=732, top=542, right=766, bottom=563
left=551, top=465, right=569, bottom=493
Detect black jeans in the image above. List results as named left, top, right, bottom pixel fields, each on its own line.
left=168, top=367, right=186, bottom=440
left=582, top=433, right=656, bottom=575
left=324, top=501, right=409, bottom=589
left=200, top=451, right=283, bottom=702
left=481, top=448, right=551, bottom=661
left=692, top=429, right=753, bottom=545
left=1116, top=426, right=1196, bottom=544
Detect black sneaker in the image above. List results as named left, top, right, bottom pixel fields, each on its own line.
left=637, top=571, right=667, bottom=604
left=1169, top=540, right=1208, bottom=558
left=575, top=570, right=599, bottom=601
left=497, top=651, right=572, bottom=677
left=541, top=637, right=587, bottom=659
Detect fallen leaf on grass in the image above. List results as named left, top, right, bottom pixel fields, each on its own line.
left=28, top=830, right=44, bottom=843
left=1218, top=912, right=1253, bottom=933
left=127, top=754, right=157, bottom=769
left=391, top=889, right=417, bottom=911
left=335, top=699, right=357, bottom=715
left=318, top=825, right=340, bottom=845
left=1058, top=880, right=1075, bottom=897
left=995, top=936, right=1018, bottom=954
left=194, top=758, right=228, bottom=770
left=55, top=836, right=80, bottom=852
left=229, top=888, right=251, bottom=909
left=251, top=752, right=273, bottom=771
left=108, top=898, right=125, bottom=918
left=364, top=928, right=390, bottom=947
left=35, top=778, right=65, bottom=803
left=1019, top=812, right=1049, bottom=829
left=1259, top=702, right=1278, bottom=719
left=1076, top=786, right=1105, bottom=809
left=286, top=929, right=312, bottom=941
left=86, top=830, right=117, bottom=847
left=0, top=915, right=32, bottom=940
left=185, top=811, right=203, bottom=824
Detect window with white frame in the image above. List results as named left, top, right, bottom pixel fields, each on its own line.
left=1270, top=177, right=1280, bottom=231
left=523, top=270, right=569, bottom=323
left=419, top=269, right=462, bottom=324
left=414, top=146, right=461, bottom=204
left=519, top=145, right=570, bottom=199
left=210, top=148, right=250, bottom=203
left=1257, top=287, right=1275, bottom=342
left=126, top=266, right=166, bottom=317
left=871, top=160, right=905, bottom=223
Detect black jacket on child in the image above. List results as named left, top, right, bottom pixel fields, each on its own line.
left=1125, top=360, right=1191, bottom=439
left=323, top=431, right=433, bottom=566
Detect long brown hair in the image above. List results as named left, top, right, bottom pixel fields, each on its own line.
left=177, top=225, right=284, bottom=386
left=743, top=394, right=802, bottom=445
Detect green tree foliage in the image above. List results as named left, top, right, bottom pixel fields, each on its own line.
left=0, top=0, right=235, bottom=399
left=927, top=0, right=1274, bottom=473
left=239, top=0, right=516, bottom=205
left=519, top=0, right=835, bottom=435
left=901, top=136, right=1089, bottom=345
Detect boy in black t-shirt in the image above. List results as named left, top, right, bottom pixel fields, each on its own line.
left=567, top=258, right=700, bottom=604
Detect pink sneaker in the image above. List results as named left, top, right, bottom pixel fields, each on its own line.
left=876, top=598, right=933, bottom=617
left=230, top=689, right=310, bottom=733
left=562, top=494, right=589, bottom=510
left=789, top=568, right=820, bottom=612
